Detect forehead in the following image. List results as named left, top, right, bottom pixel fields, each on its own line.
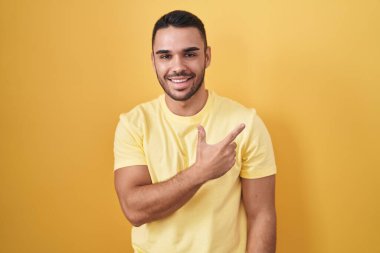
left=153, top=26, right=204, bottom=51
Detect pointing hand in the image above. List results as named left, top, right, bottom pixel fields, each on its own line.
left=194, top=123, right=245, bottom=182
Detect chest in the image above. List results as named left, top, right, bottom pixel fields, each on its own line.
left=142, top=116, right=244, bottom=183
left=143, top=121, right=198, bottom=182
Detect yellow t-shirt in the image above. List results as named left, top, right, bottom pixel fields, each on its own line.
left=114, top=91, right=277, bottom=253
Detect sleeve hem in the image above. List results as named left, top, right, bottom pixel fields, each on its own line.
left=114, top=161, right=148, bottom=171
left=239, top=168, right=277, bottom=179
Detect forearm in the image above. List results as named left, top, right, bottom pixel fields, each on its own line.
left=246, top=210, right=277, bottom=253
left=122, top=164, right=205, bottom=226
left=118, top=124, right=245, bottom=226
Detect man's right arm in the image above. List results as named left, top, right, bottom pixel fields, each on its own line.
left=114, top=124, right=245, bottom=227
left=114, top=164, right=203, bottom=227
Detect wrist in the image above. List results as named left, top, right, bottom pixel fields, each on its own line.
left=188, top=163, right=208, bottom=186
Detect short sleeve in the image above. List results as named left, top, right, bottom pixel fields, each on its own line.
left=113, top=114, right=147, bottom=170
left=240, top=110, right=277, bottom=178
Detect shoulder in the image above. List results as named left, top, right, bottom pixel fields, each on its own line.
left=211, top=91, right=257, bottom=118
left=118, top=96, right=162, bottom=127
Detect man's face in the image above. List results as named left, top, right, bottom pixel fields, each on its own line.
left=152, top=26, right=211, bottom=101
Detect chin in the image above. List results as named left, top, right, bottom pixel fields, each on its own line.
left=160, top=77, right=204, bottom=102
left=168, top=93, right=193, bottom=102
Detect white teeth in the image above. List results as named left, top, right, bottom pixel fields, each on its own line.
left=170, top=79, right=188, bottom=83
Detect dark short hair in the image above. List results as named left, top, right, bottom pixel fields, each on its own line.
left=152, top=10, right=207, bottom=49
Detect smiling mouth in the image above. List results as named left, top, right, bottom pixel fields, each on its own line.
left=167, top=76, right=194, bottom=83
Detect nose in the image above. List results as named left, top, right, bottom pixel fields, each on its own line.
left=170, top=55, right=187, bottom=73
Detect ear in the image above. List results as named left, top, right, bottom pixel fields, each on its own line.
left=205, top=46, right=211, bottom=68
left=151, top=51, right=155, bottom=69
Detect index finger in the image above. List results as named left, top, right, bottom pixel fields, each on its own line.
left=220, top=123, right=246, bottom=146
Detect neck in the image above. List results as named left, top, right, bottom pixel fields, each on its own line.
left=165, top=86, right=208, bottom=116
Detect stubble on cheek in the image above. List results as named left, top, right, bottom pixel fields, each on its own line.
left=153, top=59, right=206, bottom=101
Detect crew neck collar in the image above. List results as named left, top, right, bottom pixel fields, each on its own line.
left=160, top=90, right=214, bottom=123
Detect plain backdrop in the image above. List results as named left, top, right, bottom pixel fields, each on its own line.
left=1, top=0, right=379, bottom=252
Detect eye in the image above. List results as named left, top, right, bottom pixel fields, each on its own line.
left=159, top=54, right=171, bottom=60
left=185, top=52, right=197, bottom=58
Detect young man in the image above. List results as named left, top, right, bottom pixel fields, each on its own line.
left=114, top=10, right=277, bottom=253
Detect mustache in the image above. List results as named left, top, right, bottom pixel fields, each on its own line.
left=166, top=71, right=195, bottom=78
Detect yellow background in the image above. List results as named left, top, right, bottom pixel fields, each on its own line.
left=1, top=0, right=379, bottom=252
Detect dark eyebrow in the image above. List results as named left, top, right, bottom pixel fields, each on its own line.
left=155, top=47, right=200, bottom=55
left=155, top=49, right=170, bottom=55
left=183, top=47, right=200, bottom=52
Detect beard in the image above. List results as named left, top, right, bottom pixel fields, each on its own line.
left=155, top=68, right=206, bottom=102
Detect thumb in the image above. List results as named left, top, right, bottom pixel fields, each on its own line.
left=197, top=125, right=206, bottom=145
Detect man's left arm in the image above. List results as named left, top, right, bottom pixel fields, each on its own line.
left=242, top=175, right=276, bottom=253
